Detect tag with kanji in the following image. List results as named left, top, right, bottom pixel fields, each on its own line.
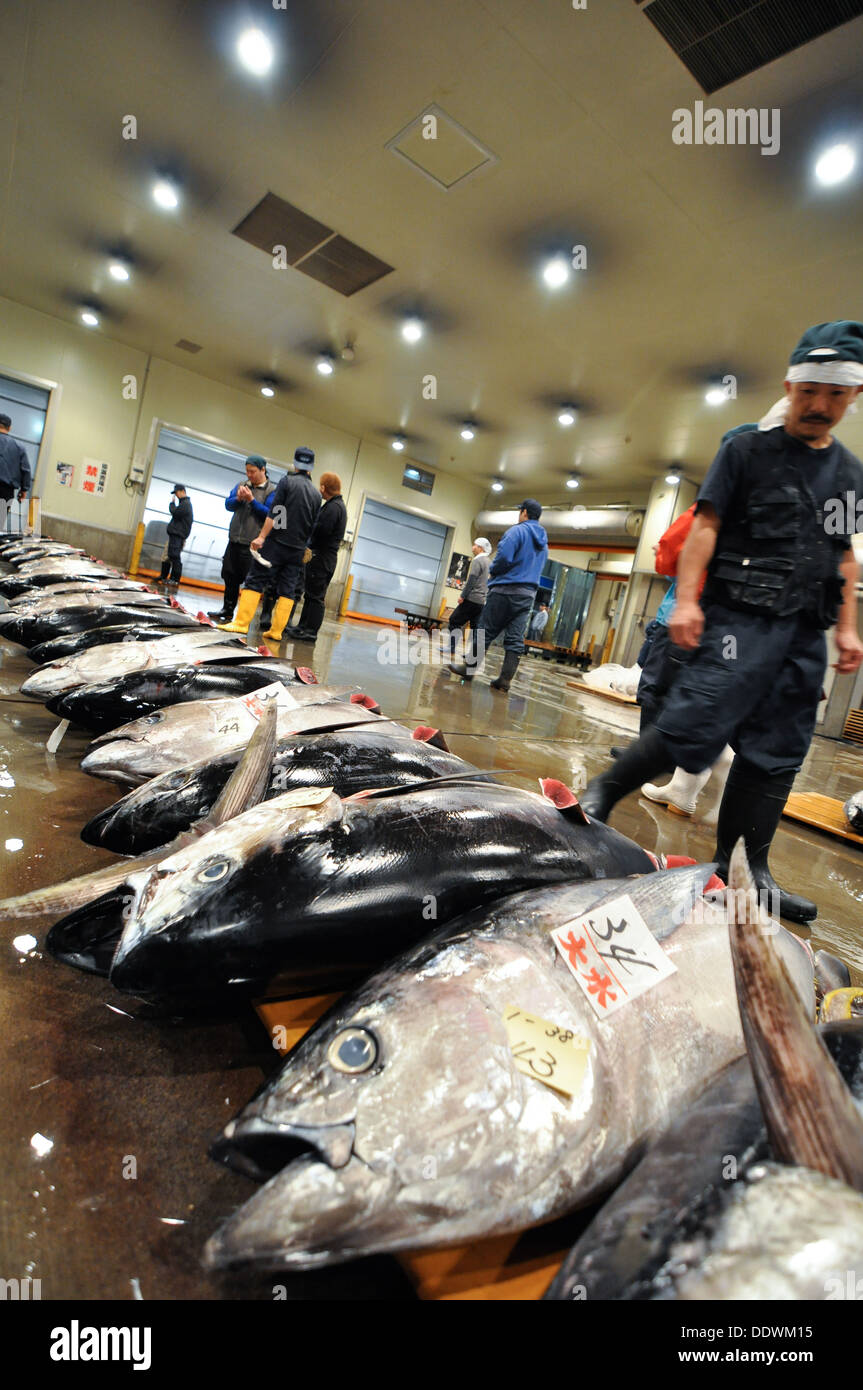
left=240, top=682, right=298, bottom=721
left=551, top=892, right=676, bottom=1019
left=502, top=1006, right=591, bottom=1098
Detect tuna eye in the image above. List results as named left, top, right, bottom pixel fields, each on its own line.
left=143, top=713, right=163, bottom=725
left=198, top=859, right=230, bottom=882
left=165, top=771, right=191, bottom=790
left=327, top=1028, right=377, bottom=1074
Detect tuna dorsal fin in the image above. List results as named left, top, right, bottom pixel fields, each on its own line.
left=727, top=839, right=863, bottom=1190
left=539, top=778, right=590, bottom=824
left=206, top=703, right=278, bottom=828
left=344, top=771, right=497, bottom=803
left=295, top=666, right=317, bottom=684
left=412, top=726, right=450, bottom=752
left=350, top=693, right=381, bottom=712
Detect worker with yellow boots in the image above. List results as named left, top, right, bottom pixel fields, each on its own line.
left=218, top=446, right=321, bottom=643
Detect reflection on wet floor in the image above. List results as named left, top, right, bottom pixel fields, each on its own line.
left=2, top=597, right=863, bottom=1299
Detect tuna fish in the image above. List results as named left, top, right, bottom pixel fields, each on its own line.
left=79, top=695, right=384, bottom=785
left=81, top=724, right=471, bottom=855
left=3, top=588, right=163, bottom=619
left=57, top=778, right=657, bottom=1002
left=0, top=603, right=198, bottom=649
left=20, top=637, right=282, bottom=701
left=201, top=858, right=813, bottom=1272
left=26, top=619, right=221, bottom=664
left=0, top=570, right=120, bottom=597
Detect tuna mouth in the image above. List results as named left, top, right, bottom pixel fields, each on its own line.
left=45, top=885, right=134, bottom=976
left=211, top=1117, right=356, bottom=1182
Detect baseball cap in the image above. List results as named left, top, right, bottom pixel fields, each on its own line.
left=0, top=414, right=11, bottom=429
left=294, top=447, right=315, bottom=471
left=170, top=483, right=186, bottom=494
left=245, top=454, right=267, bottom=470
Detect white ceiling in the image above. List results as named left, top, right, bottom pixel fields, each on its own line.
left=1, top=0, right=862, bottom=508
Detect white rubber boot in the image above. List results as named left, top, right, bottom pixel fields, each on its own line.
left=697, top=745, right=735, bottom=828
left=641, top=765, right=712, bottom=816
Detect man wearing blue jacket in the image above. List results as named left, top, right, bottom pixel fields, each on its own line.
left=449, top=498, right=549, bottom=691
left=209, top=455, right=275, bottom=620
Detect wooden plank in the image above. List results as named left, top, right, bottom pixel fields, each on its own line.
left=783, top=791, right=863, bottom=847
left=567, top=678, right=637, bottom=706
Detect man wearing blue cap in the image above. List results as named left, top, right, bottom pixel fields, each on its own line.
left=219, top=446, right=320, bottom=642
left=209, top=455, right=276, bottom=621
left=449, top=499, right=549, bottom=691
left=580, top=321, right=863, bottom=923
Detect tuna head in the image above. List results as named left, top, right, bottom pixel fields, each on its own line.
left=108, top=788, right=344, bottom=997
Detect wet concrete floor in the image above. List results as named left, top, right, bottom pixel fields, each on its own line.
left=2, top=586, right=863, bottom=1299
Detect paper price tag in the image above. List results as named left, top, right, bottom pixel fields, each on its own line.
left=551, top=892, right=676, bottom=1020
left=503, top=1006, right=591, bottom=1098
left=241, top=682, right=298, bottom=721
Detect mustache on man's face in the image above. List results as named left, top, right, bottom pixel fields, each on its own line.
left=801, top=414, right=831, bottom=424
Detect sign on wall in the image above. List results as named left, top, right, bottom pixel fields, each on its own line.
left=55, top=462, right=74, bottom=488
left=447, top=551, right=471, bottom=588
left=79, top=458, right=110, bottom=496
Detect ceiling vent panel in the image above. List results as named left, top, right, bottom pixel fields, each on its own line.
left=233, top=193, right=333, bottom=262
left=642, top=0, right=863, bottom=94
left=295, top=234, right=394, bottom=296
left=175, top=339, right=202, bottom=353
left=387, top=105, right=498, bottom=190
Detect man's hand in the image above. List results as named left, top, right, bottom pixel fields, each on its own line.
left=668, top=599, right=704, bottom=650
left=17, top=491, right=27, bottom=502
left=250, top=536, right=263, bottom=552
left=237, top=485, right=252, bottom=502
left=835, top=626, right=863, bottom=674
left=457, top=597, right=463, bottom=605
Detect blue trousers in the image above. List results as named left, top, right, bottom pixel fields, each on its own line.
left=468, top=588, right=535, bottom=666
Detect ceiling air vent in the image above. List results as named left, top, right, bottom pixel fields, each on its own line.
left=232, top=193, right=394, bottom=297
left=387, top=105, right=498, bottom=191
left=641, top=0, right=863, bottom=94
left=175, top=339, right=202, bottom=353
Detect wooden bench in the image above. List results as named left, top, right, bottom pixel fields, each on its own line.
left=524, top=640, right=592, bottom=670
left=395, top=606, right=445, bottom=634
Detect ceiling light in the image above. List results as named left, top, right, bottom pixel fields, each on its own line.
left=558, top=408, right=576, bottom=427
left=237, top=28, right=274, bottom=76
left=392, top=437, right=405, bottom=452
left=260, top=384, right=275, bottom=398
left=80, top=309, right=100, bottom=328
left=460, top=425, right=475, bottom=441
left=704, top=387, right=726, bottom=406
left=316, top=355, right=334, bottom=377
left=108, top=260, right=130, bottom=282
left=542, top=255, right=570, bottom=289
left=152, top=178, right=180, bottom=210
left=814, top=143, right=856, bottom=187
left=401, top=317, right=424, bottom=344
left=665, top=469, right=681, bottom=486
left=491, top=480, right=504, bottom=493
left=566, top=476, right=580, bottom=490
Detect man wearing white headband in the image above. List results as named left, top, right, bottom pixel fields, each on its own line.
left=580, top=320, right=863, bottom=924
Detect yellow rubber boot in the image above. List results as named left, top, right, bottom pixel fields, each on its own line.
left=217, top=588, right=261, bottom=634
left=263, top=597, right=294, bottom=642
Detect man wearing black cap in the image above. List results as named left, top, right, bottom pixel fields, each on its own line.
left=580, top=320, right=863, bottom=924
left=0, top=414, right=31, bottom=529
left=209, top=455, right=276, bottom=621
left=219, top=446, right=320, bottom=642
left=159, top=484, right=193, bottom=589
left=449, top=499, right=549, bottom=691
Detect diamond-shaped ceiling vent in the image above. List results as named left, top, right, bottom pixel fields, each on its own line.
left=387, top=104, right=498, bottom=190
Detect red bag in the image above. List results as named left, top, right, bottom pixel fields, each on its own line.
left=655, top=504, right=696, bottom=577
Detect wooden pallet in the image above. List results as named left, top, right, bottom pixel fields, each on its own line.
left=566, top=678, right=637, bottom=706
left=254, top=995, right=567, bottom=1299
left=782, top=791, right=863, bottom=847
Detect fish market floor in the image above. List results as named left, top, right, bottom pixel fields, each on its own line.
left=2, top=610, right=863, bottom=1300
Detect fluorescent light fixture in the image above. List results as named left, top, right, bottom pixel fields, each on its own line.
left=392, top=437, right=405, bottom=451
left=237, top=28, right=274, bottom=76
left=558, top=409, right=576, bottom=427
left=542, top=255, right=570, bottom=289
left=152, top=178, right=180, bottom=210
left=566, top=476, right=580, bottom=490
left=108, top=260, right=130, bottom=282
left=260, top=385, right=275, bottom=398
left=401, top=317, right=424, bottom=343
left=491, top=480, right=504, bottom=493
left=815, top=143, right=855, bottom=187
left=705, top=387, right=726, bottom=406
left=316, top=356, right=334, bottom=376
left=460, top=425, right=475, bottom=441
left=80, top=309, right=100, bottom=328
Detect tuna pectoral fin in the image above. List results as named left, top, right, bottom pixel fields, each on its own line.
left=728, top=839, right=863, bottom=1190
left=539, top=777, right=590, bottom=822
left=0, top=848, right=163, bottom=921
left=46, top=886, right=135, bottom=976
left=204, top=702, right=277, bottom=828
left=344, top=772, right=497, bottom=803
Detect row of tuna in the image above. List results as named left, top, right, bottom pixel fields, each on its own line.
left=3, top=533, right=863, bottom=1298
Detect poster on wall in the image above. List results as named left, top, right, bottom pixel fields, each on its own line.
left=447, top=551, right=472, bottom=588
left=56, top=462, right=74, bottom=488
left=79, top=457, right=110, bottom=496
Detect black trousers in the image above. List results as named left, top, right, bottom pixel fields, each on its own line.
left=0, top=480, right=14, bottom=531
left=221, top=540, right=255, bottom=614
left=446, top=598, right=484, bottom=645
left=243, top=535, right=305, bottom=600
left=295, top=554, right=337, bottom=634
left=160, top=536, right=185, bottom=583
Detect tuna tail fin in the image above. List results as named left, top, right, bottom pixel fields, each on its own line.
left=728, top=838, right=863, bottom=1190
left=539, top=778, right=590, bottom=824
left=206, top=702, right=278, bottom=828
left=411, top=725, right=450, bottom=752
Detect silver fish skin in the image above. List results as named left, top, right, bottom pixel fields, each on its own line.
left=5, top=588, right=162, bottom=616
left=20, top=633, right=249, bottom=699
left=80, top=698, right=383, bottom=784
left=7, top=580, right=149, bottom=607
left=203, top=867, right=814, bottom=1272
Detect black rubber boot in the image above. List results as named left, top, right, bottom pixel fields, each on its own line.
left=609, top=743, right=633, bottom=760
left=713, top=759, right=817, bottom=924
left=490, top=650, right=520, bottom=691
left=579, top=726, right=675, bottom=823
left=208, top=608, right=231, bottom=621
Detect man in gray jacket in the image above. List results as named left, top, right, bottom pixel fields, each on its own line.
left=445, top=537, right=492, bottom=652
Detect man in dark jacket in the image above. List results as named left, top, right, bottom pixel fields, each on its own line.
left=449, top=499, right=549, bottom=691
left=219, top=446, right=320, bottom=642
left=159, top=484, right=193, bottom=588
left=291, top=471, right=347, bottom=643
left=0, top=414, right=31, bottom=530
left=209, top=455, right=276, bottom=620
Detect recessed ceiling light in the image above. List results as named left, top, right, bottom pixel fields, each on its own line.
left=542, top=255, right=570, bottom=289
left=152, top=178, right=180, bottom=210
left=491, top=480, right=504, bottom=493
left=566, top=476, right=580, bottom=490
left=260, top=384, right=275, bottom=398
left=558, top=409, right=576, bottom=427
left=237, top=28, right=274, bottom=76
left=316, top=355, right=334, bottom=377
left=704, top=387, right=726, bottom=406
left=108, top=260, right=130, bottom=282
left=665, top=469, right=681, bottom=486
left=460, top=425, right=475, bottom=441
left=392, top=437, right=405, bottom=452
left=401, top=317, right=424, bottom=344
left=80, top=309, right=100, bottom=328
left=815, top=143, right=856, bottom=187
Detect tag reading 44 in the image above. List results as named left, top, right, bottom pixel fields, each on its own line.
left=503, top=1006, right=591, bottom=1098
left=551, top=891, right=676, bottom=1020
